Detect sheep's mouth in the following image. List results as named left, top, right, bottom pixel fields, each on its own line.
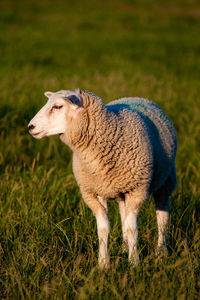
left=32, top=131, right=42, bottom=136
left=59, top=133, right=64, bottom=136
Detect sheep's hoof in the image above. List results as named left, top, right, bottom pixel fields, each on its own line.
left=156, top=246, right=168, bottom=258
left=128, top=254, right=140, bottom=267
left=98, top=256, right=110, bottom=270
left=121, top=241, right=128, bottom=253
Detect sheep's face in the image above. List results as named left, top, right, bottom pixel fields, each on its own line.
left=28, top=91, right=82, bottom=140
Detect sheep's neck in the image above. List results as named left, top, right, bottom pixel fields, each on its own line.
left=74, top=106, right=120, bottom=167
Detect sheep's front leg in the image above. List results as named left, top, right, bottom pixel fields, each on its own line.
left=96, top=206, right=110, bottom=268
left=125, top=190, right=148, bottom=265
left=118, top=200, right=128, bottom=252
left=125, top=209, right=139, bottom=264
left=81, top=191, right=110, bottom=269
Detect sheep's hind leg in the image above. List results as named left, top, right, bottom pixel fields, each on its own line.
left=155, top=206, right=169, bottom=256
left=124, top=190, right=148, bottom=265
left=153, top=166, right=177, bottom=256
left=81, top=191, right=110, bottom=269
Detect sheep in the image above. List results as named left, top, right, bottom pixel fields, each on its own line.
left=28, top=89, right=177, bottom=269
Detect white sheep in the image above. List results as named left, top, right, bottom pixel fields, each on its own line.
left=28, top=89, right=177, bottom=269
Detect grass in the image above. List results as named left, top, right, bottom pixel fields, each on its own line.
left=0, top=0, right=200, bottom=298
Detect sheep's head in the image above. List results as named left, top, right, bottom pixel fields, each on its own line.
left=28, top=90, right=84, bottom=140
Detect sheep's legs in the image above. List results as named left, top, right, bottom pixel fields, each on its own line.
left=125, top=210, right=138, bottom=263
left=96, top=210, right=109, bottom=268
left=81, top=191, right=109, bottom=269
left=156, top=209, right=169, bottom=254
left=154, top=167, right=176, bottom=255
left=118, top=200, right=128, bottom=252
left=124, top=190, right=148, bottom=265
left=96, top=196, right=110, bottom=268
left=154, top=191, right=170, bottom=255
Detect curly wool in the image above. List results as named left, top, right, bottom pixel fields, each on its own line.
left=63, top=90, right=177, bottom=202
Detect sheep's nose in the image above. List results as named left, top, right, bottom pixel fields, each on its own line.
left=28, top=124, right=35, bottom=131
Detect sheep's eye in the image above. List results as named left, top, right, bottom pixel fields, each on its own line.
left=53, top=105, right=63, bottom=110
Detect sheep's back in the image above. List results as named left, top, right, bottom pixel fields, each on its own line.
left=106, top=97, right=177, bottom=191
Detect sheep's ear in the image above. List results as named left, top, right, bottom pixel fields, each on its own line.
left=63, top=95, right=83, bottom=110
left=44, top=91, right=53, bottom=98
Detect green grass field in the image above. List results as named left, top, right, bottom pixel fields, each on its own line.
left=0, top=0, right=200, bottom=298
